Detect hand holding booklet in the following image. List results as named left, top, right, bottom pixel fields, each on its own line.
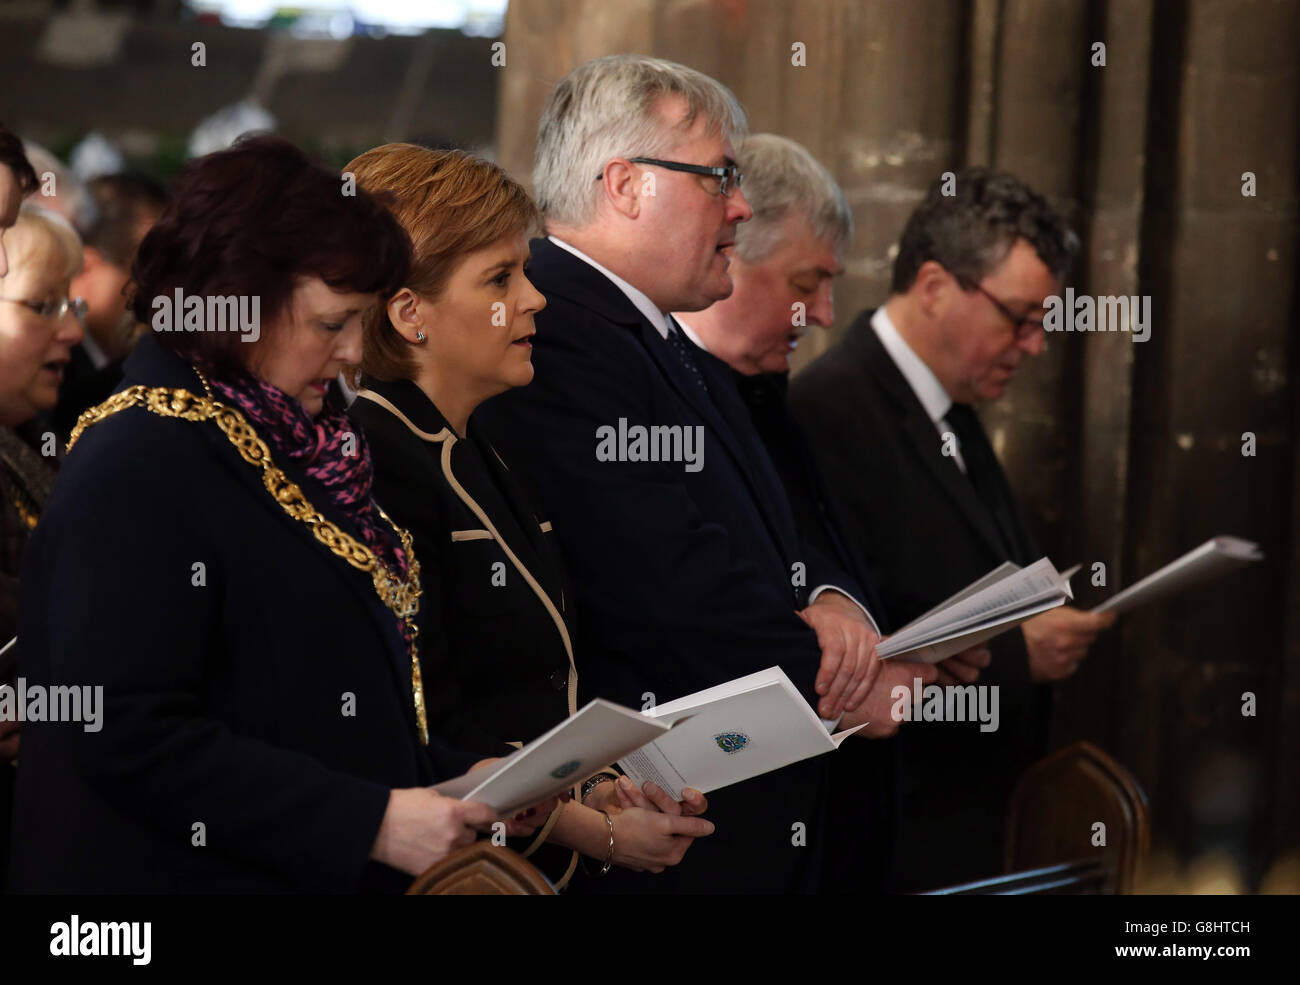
left=1091, top=535, right=1262, bottom=615
left=876, top=558, right=1079, bottom=664
left=434, top=667, right=861, bottom=811
left=617, top=667, right=863, bottom=802
left=432, top=699, right=674, bottom=815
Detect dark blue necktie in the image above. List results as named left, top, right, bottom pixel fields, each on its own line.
left=665, top=319, right=710, bottom=395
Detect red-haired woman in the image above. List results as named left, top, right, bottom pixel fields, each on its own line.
left=346, top=144, right=714, bottom=890
left=8, top=136, right=542, bottom=893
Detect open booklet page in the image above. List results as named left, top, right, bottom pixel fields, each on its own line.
left=877, top=560, right=1078, bottom=663
left=618, top=667, right=862, bottom=801
left=433, top=698, right=672, bottom=814
left=1092, top=536, right=1262, bottom=615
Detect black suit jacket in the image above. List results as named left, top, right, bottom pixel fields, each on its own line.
left=790, top=309, right=1049, bottom=891
left=476, top=237, right=864, bottom=893
left=350, top=378, right=576, bottom=756
left=350, top=378, right=579, bottom=885
left=732, top=369, right=897, bottom=893
left=8, top=335, right=477, bottom=894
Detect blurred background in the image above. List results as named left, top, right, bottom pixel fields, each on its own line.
left=2, top=0, right=1297, bottom=892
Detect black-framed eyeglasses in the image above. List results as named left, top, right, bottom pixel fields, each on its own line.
left=596, top=157, right=744, bottom=197
left=950, top=274, right=1045, bottom=341
left=0, top=295, right=88, bottom=322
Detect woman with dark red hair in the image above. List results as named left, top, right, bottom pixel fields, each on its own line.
left=7, top=135, right=541, bottom=893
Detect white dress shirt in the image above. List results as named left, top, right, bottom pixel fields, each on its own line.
left=870, top=306, right=967, bottom=473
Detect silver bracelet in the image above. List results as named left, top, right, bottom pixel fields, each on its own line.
left=596, top=810, right=615, bottom=876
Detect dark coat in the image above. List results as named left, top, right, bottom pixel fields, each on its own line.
left=731, top=368, right=898, bottom=893
left=52, top=343, right=125, bottom=442
left=8, top=334, right=477, bottom=894
left=349, top=378, right=576, bottom=754
left=790, top=309, right=1050, bottom=891
left=349, top=378, right=580, bottom=885
left=475, top=236, right=863, bottom=893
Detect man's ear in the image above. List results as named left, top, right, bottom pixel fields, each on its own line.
left=914, top=260, right=954, bottom=318
left=386, top=287, right=426, bottom=344
left=597, top=159, right=642, bottom=220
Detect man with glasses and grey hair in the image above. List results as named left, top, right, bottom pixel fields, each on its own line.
left=478, top=55, right=904, bottom=893
left=790, top=168, right=1116, bottom=891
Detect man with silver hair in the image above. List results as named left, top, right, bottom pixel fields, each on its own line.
left=479, top=56, right=911, bottom=893
left=677, top=134, right=991, bottom=891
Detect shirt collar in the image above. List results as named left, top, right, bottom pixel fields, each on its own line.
left=870, top=306, right=953, bottom=424
left=548, top=235, right=674, bottom=339
left=672, top=313, right=707, bottom=350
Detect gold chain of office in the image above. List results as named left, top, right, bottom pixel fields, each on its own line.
left=67, top=381, right=430, bottom=744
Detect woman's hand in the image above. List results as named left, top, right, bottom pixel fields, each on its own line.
left=609, top=776, right=708, bottom=817
left=370, top=787, right=498, bottom=877
left=602, top=804, right=714, bottom=873
left=505, top=796, right=560, bottom=838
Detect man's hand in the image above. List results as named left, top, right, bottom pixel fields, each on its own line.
left=1023, top=607, right=1117, bottom=682
left=841, top=659, right=939, bottom=737
left=934, top=645, right=992, bottom=686
left=0, top=719, right=19, bottom=763
left=799, top=590, right=881, bottom=719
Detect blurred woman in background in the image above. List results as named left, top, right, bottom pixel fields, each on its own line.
left=0, top=124, right=80, bottom=887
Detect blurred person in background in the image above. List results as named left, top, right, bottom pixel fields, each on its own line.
left=19, top=143, right=94, bottom=232
left=53, top=173, right=168, bottom=440
left=0, top=187, right=84, bottom=888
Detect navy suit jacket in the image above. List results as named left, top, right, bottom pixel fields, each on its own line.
left=9, top=335, right=477, bottom=894
left=476, top=237, right=865, bottom=892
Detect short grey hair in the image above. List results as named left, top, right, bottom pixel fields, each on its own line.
left=533, top=54, right=748, bottom=226
left=733, top=134, right=852, bottom=263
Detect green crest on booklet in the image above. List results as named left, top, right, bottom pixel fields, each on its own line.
left=714, top=731, right=749, bottom=754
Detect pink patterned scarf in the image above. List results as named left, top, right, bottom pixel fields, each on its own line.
left=196, top=363, right=410, bottom=583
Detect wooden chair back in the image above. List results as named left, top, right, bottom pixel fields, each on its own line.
left=1003, top=740, right=1150, bottom=893
left=407, top=843, right=556, bottom=895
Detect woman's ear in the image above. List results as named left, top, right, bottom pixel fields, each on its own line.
left=386, top=288, right=426, bottom=344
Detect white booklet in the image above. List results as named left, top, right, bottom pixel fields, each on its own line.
left=617, top=667, right=864, bottom=801
left=877, top=559, right=1079, bottom=664
left=1092, top=535, right=1262, bottom=615
left=433, top=698, right=674, bottom=815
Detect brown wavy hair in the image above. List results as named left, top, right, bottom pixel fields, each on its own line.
left=344, top=144, right=540, bottom=382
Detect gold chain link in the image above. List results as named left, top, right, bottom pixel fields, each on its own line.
left=68, top=382, right=430, bottom=744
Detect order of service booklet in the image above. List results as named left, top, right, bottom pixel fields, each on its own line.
left=1091, top=535, right=1262, bottom=615
left=616, top=666, right=864, bottom=802
left=876, top=558, right=1080, bottom=664
left=433, top=698, right=676, bottom=815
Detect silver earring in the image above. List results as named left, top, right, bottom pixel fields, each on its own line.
left=415, top=330, right=426, bottom=342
